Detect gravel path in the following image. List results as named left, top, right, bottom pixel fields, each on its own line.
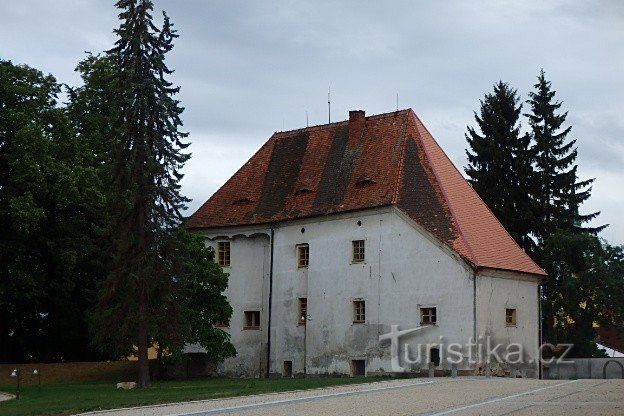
left=0, top=392, right=15, bottom=402
left=77, top=377, right=624, bottom=416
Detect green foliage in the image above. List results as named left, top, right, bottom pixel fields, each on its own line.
left=0, top=60, right=107, bottom=362
left=1, top=6, right=234, bottom=367
left=173, top=231, right=235, bottom=361
left=465, top=71, right=619, bottom=355
left=542, top=231, right=624, bottom=356
left=526, top=70, right=604, bottom=243
left=465, top=81, right=535, bottom=253
left=91, top=0, right=234, bottom=386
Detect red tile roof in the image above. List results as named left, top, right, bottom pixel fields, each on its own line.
left=187, top=109, right=546, bottom=277
left=596, top=326, right=624, bottom=354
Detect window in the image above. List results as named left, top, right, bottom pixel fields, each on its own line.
left=214, top=313, right=230, bottom=328
left=283, top=361, right=293, bottom=377
left=429, top=347, right=440, bottom=367
left=217, top=241, right=230, bottom=267
left=298, top=298, right=307, bottom=324
left=353, top=300, right=366, bottom=323
left=243, top=311, right=260, bottom=329
left=420, top=307, right=437, bottom=325
left=506, top=308, right=517, bottom=326
left=297, top=244, right=309, bottom=268
left=352, top=240, right=365, bottom=263
left=351, top=359, right=366, bottom=376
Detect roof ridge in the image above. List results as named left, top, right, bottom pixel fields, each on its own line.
left=273, top=109, right=411, bottom=137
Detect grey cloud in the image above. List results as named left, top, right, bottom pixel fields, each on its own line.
left=2, top=0, right=623, bottom=243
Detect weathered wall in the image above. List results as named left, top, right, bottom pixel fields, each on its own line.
left=269, top=207, right=475, bottom=376
left=476, top=270, right=540, bottom=377
left=201, top=232, right=271, bottom=377
left=198, top=207, right=540, bottom=377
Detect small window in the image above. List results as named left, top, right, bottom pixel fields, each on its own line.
left=506, top=308, right=517, bottom=326
left=297, top=244, right=309, bottom=268
left=353, top=300, right=366, bottom=323
left=352, top=240, right=365, bottom=263
left=420, top=307, right=437, bottom=325
left=298, top=298, right=307, bottom=324
left=351, top=359, right=366, bottom=376
left=217, top=241, right=230, bottom=267
left=430, top=347, right=440, bottom=367
left=283, top=361, right=293, bottom=377
left=214, top=313, right=230, bottom=328
left=243, top=311, right=260, bottom=329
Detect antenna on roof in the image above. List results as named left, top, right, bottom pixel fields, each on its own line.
left=328, top=85, right=331, bottom=124
left=306, top=111, right=309, bottom=127
left=396, top=93, right=399, bottom=111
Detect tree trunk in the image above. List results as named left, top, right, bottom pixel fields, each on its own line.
left=152, top=342, right=163, bottom=380
left=137, top=291, right=151, bottom=388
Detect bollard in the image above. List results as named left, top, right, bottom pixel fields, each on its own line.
left=485, top=362, right=491, bottom=378
left=451, top=363, right=458, bottom=378
left=520, top=368, right=527, bottom=378
left=511, top=367, right=518, bottom=378
left=428, top=362, right=435, bottom=378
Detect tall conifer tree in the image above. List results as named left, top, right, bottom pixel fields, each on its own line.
left=526, top=70, right=606, bottom=346
left=526, top=70, right=604, bottom=243
left=94, top=0, right=190, bottom=387
left=465, top=81, right=535, bottom=253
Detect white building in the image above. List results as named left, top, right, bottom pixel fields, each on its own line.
left=187, top=109, right=546, bottom=378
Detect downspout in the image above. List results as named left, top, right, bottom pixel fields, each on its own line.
left=266, top=226, right=275, bottom=378
left=538, top=282, right=543, bottom=379
left=472, top=268, right=477, bottom=363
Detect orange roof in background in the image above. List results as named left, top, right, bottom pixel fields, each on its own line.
left=187, top=109, right=546, bottom=277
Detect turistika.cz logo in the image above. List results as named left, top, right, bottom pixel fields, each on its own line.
left=379, top=324, right=572, bottom=372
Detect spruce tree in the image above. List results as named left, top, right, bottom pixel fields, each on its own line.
left=527, top=70, right=607, bottom=346
left=465, top=81, right=535, bottom=253
left=526, top=70, right=604, bottom=244
left=94, top=0, right=190, bottom=387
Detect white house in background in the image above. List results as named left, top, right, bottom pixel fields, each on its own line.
left=186, top=109, right=547, bottom=378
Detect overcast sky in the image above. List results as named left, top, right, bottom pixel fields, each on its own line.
left=2, top=1, right=623, bottom=244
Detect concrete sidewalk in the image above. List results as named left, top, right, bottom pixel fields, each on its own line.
left=74, top=377, right=624, bottom=416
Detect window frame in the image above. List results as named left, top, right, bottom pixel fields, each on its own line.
left=420, top=306, right=437, bottom=325
left=297, top=244, right=309, bottom=268
left=298, top=297, right=307, bottom=325
left=353, top=299, right=366, bottom=323
left=243, top=310, right=260, bottom=330
left=217, top=241, right=231, bottom=267
left=505, top=308, right=517, bottom=327
left=352, top=240, right=365, bottom=263
left=214, top=313, right=230, bottom=328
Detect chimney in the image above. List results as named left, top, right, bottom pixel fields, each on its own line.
left=348, top=110, right=366, bottom=145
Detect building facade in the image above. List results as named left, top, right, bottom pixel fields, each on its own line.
left=187, top=109, right=546, bottom=377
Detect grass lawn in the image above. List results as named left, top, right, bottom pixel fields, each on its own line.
left=0, top=376, right=386, bottom=416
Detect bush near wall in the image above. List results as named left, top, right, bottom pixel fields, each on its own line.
left=0, top=361, right=139, bottom=386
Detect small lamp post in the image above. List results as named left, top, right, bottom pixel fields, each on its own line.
left=10, top=369, right=20, bottom=400
left=33, top=369, right=41, bottom=387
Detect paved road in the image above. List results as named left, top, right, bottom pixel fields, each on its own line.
left=79, top=378, right=624, bottom=416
